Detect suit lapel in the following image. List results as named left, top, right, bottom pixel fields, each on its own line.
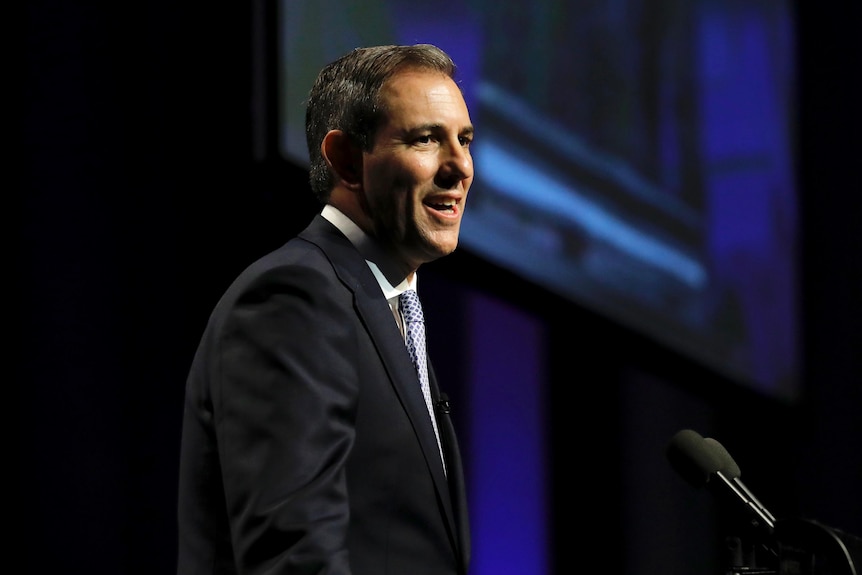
left=299, top=216, right=459, bottom=535
left=429, top=364, right=471, bottom=571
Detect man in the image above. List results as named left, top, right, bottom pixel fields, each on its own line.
left=177, top=44, right=474, bottom=574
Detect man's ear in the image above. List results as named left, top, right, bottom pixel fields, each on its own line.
left=321, top=130, right=362, bottom=189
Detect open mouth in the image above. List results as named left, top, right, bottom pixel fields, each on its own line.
left=425, top=198, right=457, bottom=213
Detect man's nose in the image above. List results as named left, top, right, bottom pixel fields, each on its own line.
left=441, top=142, right=473, bottom=183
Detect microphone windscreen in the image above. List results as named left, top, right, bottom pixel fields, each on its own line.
left=703, top=437, right=742, bottom=479
left=666, top=429, right=722, bottom=487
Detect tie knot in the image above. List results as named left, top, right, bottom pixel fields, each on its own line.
left=399, top=289, right=425, bottom=325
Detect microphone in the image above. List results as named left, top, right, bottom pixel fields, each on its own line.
left=666, top=429, right=776, bottom=535
left=667, top=429, right=862, bottom=574
left=703, top=436, right=778, bottom=529
left=436, top=393, right=452, bottom=414
left=666, top=428, right=724, bottom=487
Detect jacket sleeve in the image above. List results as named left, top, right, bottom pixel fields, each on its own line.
left=208, top=260, right=359, bottom=574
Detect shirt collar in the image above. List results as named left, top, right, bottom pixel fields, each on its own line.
left=321, top=204, right=417, bottom=299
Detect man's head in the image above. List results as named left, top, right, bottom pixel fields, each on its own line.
left=305, top=44, right=475, bottom=275
left=305, top=44, right=458, bottom=201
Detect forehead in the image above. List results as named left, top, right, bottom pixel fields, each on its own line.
left=378, top=70, right=470, bottom=124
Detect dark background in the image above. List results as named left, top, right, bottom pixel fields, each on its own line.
left=17, top=2, right=860, bottom=574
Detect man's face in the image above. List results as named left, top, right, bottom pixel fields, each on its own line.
left=361, top=70, right=474, bottom=272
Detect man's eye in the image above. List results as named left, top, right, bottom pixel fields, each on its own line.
left=459, top=136, right=472, bottom=147
left=415, top=135, right=432, bottom=144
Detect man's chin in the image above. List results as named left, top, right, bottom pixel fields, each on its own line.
left=428, top=244, right=459, bottom=265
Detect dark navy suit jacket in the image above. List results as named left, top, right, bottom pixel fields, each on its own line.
left=177, top=214, right=470, bottom=574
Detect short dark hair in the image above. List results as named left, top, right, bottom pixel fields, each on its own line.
left=304, top=44, right=458, bottom=203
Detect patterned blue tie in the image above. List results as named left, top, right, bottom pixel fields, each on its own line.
left=399, top=289, right=445, bottom=472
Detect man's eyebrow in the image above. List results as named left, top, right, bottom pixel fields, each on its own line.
left=410, top=123, right=444, bottom=132
left=409, top=123, right=474, bottom=134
